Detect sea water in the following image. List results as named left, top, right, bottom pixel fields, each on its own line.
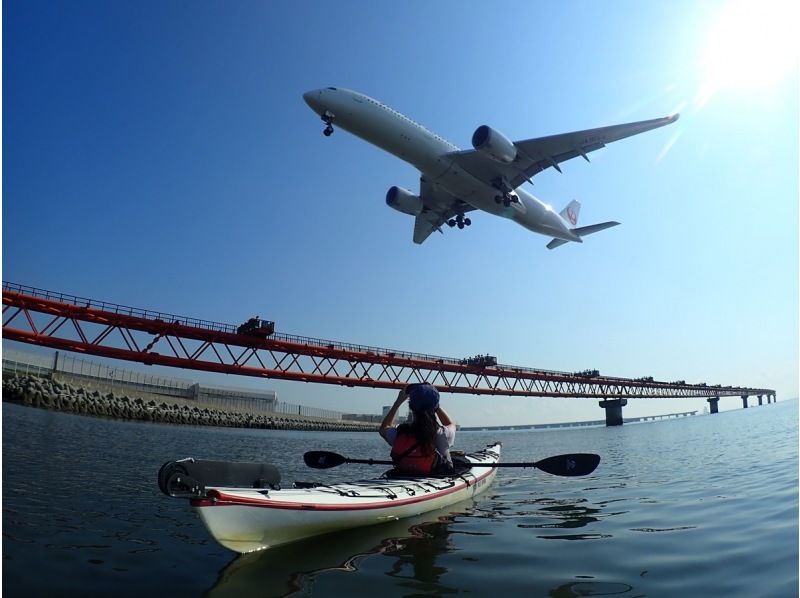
left=3, top=399, right=797, bottom=597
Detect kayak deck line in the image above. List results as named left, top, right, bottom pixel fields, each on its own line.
left=190, top=466, right=496, bottom=511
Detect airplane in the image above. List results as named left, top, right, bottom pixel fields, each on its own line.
left=303, top=87, right=678, bottom=248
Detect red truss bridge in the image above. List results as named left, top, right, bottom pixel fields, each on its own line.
left=3, top=282, right=775, bottom=402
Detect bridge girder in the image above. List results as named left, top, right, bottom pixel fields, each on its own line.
left=2, top=284, right=775, bottom=400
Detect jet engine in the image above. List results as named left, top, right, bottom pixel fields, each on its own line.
left=386, top=186, right=423, bottom=216
left=471, top=125, right=517, bottom=164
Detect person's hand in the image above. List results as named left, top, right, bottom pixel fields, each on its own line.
left=394, top=388, right=408, bottom=404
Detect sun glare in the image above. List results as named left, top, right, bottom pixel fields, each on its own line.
left=696, top=0, right=799, bottom=106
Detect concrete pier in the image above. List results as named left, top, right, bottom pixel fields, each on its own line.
left=758, top=395, right=763, bottom=406
left=707, top=397, right=719, bottom=414
left=599, top=399, right=627, bottom=426
left=742, top=395, right=749, bottom=409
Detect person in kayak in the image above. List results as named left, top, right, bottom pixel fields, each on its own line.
left=379, top=383, right=456, bottom=475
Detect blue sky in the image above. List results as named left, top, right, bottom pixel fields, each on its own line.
left=3, top=0, right=798, bottom=426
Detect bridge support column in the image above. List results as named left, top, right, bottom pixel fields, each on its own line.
left=599, top=399, right=627, bottom=426
left=741, top=395, right=749, bottom=409
left=758, top=395, right=763, bottom=406
left=707, top=397, right=719, bottom=414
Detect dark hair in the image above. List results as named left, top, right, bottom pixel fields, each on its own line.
left=397, top=409, right=438, bottom=455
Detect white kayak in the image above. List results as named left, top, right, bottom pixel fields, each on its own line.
left=159, top=443, right=501, bottom=554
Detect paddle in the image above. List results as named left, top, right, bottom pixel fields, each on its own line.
left=303, top=451, right=600, bottom=477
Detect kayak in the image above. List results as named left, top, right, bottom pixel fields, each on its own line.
left=159, top=442, right=501, bottom=553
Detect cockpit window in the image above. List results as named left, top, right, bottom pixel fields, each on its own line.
left=326, top=87, right=337, bottom=90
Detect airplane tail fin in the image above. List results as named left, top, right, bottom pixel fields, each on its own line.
left=559, top=200, right=581, bottom=227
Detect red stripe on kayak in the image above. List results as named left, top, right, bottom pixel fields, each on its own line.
left=190, top=466, right=497, bottom=511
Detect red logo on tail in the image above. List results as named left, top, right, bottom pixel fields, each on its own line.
left=567, top=207, right=577, bottom=226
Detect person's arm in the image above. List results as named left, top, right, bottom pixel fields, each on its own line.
left=434, top=406, right=457, bottom=464
left=436, top=405, right=454, bottom=428
left=380, top=388, right=408, bottom=434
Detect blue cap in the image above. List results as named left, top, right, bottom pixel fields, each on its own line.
left=408, top=383, right=439, bottom=412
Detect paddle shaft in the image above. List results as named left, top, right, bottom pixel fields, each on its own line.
left=344, top=458, right=547, bottom=468
left=305, top=452, right=600, bottom=476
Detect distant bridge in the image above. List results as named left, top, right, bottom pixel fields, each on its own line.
left=461, top=411, right=698, bottom=431
left=2, top=282, right=776, bottom=425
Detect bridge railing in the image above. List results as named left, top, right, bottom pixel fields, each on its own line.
left=3, top=282, right=237, bottom=334
left=3, top=281, right=570, bottom=375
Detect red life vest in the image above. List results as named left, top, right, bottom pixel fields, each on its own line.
left=390, top=432, right=438, bottom=475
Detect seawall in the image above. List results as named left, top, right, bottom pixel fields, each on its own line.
left=2, top=373, right=379, bottom=432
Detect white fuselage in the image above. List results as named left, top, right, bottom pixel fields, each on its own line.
left=304, top=87, right=579, bottom=242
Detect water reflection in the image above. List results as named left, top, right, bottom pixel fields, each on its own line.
left=532, top=499, right=602, bottom=527
left=204, top=499, right=475, bottom=598
left=384, top=518, right=458, bottom=593
left=549, top=581, right=634, bottom=597
left=508, top=497, right=610, bottom=541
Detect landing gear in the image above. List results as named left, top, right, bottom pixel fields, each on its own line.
left=494, top=194, right=518, bottom=207
left=491, top=176, right=518, bottom=207
left=321, top=110, right=335, bottom=136
left=448, top=215, right=471, bottom=230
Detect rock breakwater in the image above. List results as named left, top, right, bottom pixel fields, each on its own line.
left=2, top=374, right=378, bottom=432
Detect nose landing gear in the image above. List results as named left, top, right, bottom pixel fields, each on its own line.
left=321, top=110, right=335, bottom=136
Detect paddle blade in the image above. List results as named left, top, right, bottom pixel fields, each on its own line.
left=535, top=453, right=600, bottom=477
left=303, top=451, right=347, bottom=469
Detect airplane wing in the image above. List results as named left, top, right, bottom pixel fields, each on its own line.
left=413, top=176, right=476, bottom=244
left=447, top=114, right=679, bottom=190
